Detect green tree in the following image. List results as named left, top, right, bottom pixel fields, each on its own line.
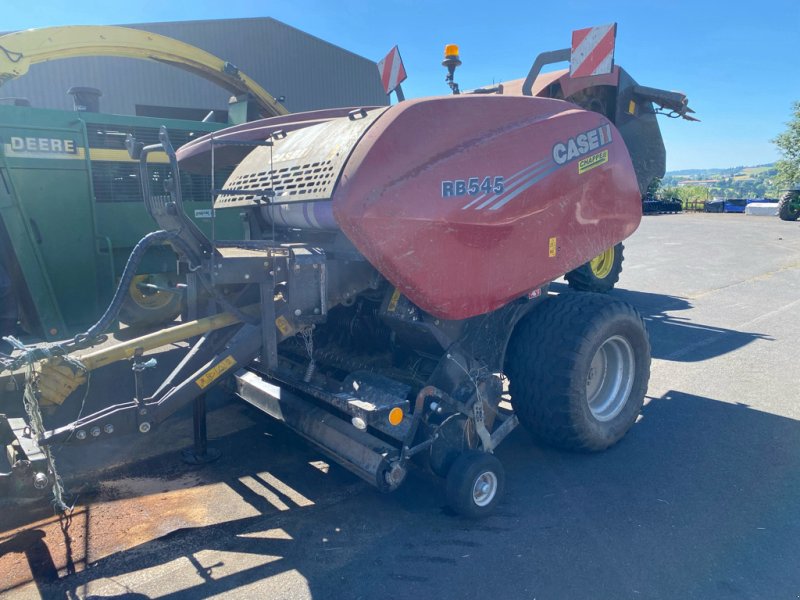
left=659, top=185, right=679, bottom=199
left=674, top=185, right=709, bottom=204
left=646, top=177, right=662, bottom=198
left=773, top=101, right=800, bottom=187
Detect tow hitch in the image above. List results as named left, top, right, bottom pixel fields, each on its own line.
left=0, top=415, right=50, bottom=492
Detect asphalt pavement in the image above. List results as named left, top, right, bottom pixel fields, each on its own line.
left=2, top=212, right=799, bottom=599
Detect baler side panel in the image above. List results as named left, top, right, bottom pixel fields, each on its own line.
left=333, top=96, right=641, bottom=320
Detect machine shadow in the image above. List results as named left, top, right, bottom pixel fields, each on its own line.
left=551, top=282, right=772, bottom=362
left=0, top=280, right=783, bottom=599
left=3, top=389, right=799, bottom=599
left=0, top=410, right=372, bottom=598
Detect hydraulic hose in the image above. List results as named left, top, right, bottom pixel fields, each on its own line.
left=1, top=229, right=258, bottom=371
left=76, top=228, right=257, bottom=343
left=74, top=230, right=198, bottom=345
left=1, top=231, right=189, bottom=370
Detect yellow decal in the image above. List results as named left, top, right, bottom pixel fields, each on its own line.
left=387, top=288, right=402, bottom=312
left=195, top=355, right=237, bottom=389
left=275, top=315, right=293, bottom=336
left=578, top=149, right=609, bottom=175
left=548, top=237, right=557, bottom=258
left=627, top=100, right=636, bottom=115
left=90, top=148, right=170, bottom=163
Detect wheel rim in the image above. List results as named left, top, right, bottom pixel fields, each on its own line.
left=589, top=247, right=615, bottom=279
left=128, top=275, right=176, bottom=310
left=472, top=470, right=498, bottom=507
left=586, top=335, right=635, bottom=422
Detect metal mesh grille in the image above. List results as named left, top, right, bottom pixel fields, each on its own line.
left=216, top=160, right=336, bottom=205
left=213, top=107, right=387, bottom=209
left=92, top=162, right=229, bottom=203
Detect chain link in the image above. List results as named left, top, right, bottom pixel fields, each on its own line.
left=4, top=336, right=86, bottom=512
left=298, top=325, right=316, bottom=382
left=20, top=360, right=72, bottom=512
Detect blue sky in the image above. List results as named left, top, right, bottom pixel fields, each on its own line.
left=4, top=0, right=798, bottom=170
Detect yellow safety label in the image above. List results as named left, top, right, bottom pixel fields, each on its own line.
left=627, top=100, right=636, bottom=115
left=387, top=288, right=402, bottom=312
left=275, top=315, right=293, bottom=336
left=578, top=149, right=609, bottom=175
left=549, top=237, right=557, bottom=258
left=195, top=355, right=237, bottom=389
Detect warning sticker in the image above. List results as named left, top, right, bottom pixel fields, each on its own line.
left=578, top=149, right=609, bottom=174
left=195, top=355, right=237, bottom=389
left=549, top=237, right=557, bottom=257
left=387, top=288, right=402, bottom=312
left=275, top=315, right=293, bottom=336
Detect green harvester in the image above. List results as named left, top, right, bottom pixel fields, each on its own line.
left=0, top=25, right=287, bottom=342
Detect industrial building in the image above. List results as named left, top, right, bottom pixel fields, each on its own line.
left=0, top=17, right=387, bottom=118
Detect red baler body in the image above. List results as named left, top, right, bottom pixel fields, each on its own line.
left=333, top=96, right=641, bottom=319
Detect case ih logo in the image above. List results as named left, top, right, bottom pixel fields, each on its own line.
left=552, top=124, right=613, bottom=166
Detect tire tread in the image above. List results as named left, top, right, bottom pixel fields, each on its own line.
left=778, top=191, right=800, bottom=222
left=506, top=292, right=650, bottom=451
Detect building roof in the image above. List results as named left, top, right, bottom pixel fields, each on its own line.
left=0, top=17, right=387, bottom=116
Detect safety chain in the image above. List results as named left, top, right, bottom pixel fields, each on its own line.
left=1, top=337, right=63, bottom=373
left=4, top=335, right=86, bottom=513
left=299, top=325, right=316, bottom=383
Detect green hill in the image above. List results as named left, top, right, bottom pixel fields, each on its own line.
left=660, top=163, right=778, bottom=199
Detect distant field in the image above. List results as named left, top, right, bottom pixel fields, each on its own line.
left=663, top=163, right=777, bottom=199
left=740, top=166, right=773, bottom=175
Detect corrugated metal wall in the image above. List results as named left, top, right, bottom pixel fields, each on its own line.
left=0, top=17, right=388, bottom=115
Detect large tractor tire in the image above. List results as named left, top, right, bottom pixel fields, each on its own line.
left=565, top=242, right=624, bottom=293
left=778, top=191, right=800, bottom=222
left=119, top=274, right=183, bottom=329
left=505, top=293, right=650, bottom=451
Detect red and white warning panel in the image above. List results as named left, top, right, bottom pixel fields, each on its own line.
left=570, top=23, right=617, bottom=78
left=377, top=45, right=407, bottom=95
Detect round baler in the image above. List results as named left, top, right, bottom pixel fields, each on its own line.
left=2, top=42, right=693, bottom=518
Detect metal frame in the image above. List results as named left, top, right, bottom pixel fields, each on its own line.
left=521, top=48, right=571, bottom=97
left=1, top=125, right=534, bottom=504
